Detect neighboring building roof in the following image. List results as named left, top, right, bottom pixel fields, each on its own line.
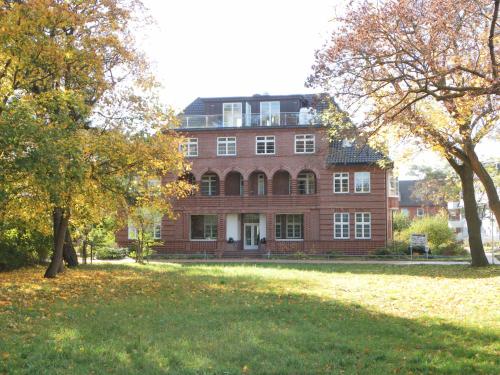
left=327, top=141, right=386, bottom=165
left=183, top=93, right=330, bottom=115
left=399, top=180, right=433, bottom=207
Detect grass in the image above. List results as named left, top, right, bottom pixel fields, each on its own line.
left=0, top=263, right=499, bottom=374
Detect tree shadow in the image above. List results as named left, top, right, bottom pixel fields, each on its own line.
left=2, top=264, right=499, bottom=374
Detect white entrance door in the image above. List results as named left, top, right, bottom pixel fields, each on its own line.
left=244, top=223, right=259, bottom=250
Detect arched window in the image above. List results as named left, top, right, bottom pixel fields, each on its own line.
left=201, top=173, right=219, bottom=196
left=249, top=171, right=267, bottom=196
left=297, top=171, right=316, bottom=194
left=272, top=170, right=291, bottom=195
left=225, top=171, right=243, bottom=196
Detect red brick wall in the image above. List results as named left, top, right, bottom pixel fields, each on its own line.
left=399, top=205, right=443, bottom=220
left=116, top=127, right=393, bottom=255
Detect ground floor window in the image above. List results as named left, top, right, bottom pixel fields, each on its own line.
left=334, top=212, right=349, bottom=239
left=191, top=215, right=218, bottom=240
left=128, top=216, right=161, bottom=240
left=355, top=212, right=371, bottom=239
left=275, top=214, right=303, bottom=239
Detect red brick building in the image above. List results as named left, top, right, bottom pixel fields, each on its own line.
left=398, top=180, right=443, bottom=219
left=117, top=94, right=399, bottom=256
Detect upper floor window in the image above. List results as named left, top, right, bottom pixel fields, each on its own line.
left=388, top=174, right=399, bottom=197
left=355, top=212, right=371, bottom=239
left=297, top=172, right=316, bottom=195
left=334, top=172, right=349, bottom=193
left=201, top=173, right=219, bottom=196
left=257, top=173, right=266, bottom=195
left=217, top=137, right=236, bottom=156
left=223, top=103, right=242, bottom=127
left=354, top=172, right=370, bottom=193
left=260, top=101, right=280, bottom=126
left=295, top=134, right=315, bottom=154
left=181, top=138, right=198, bottom=157
left=256, top=136, right=275, bottom=155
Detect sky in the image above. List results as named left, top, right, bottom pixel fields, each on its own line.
left=139, top=0, right=498, bottom=178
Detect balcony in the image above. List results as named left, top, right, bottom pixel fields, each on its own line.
left=179, top=112, right=322, bottom=129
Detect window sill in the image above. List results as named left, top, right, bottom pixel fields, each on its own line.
left=276, top=239, right=304, bottom=242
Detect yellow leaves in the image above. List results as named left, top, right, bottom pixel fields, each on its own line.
left=1, top=352, right=9, bottom=360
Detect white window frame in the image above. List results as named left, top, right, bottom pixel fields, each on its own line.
left=223, top=103, right=242, bottom=127
left=417, top=208, right=425, bottom=217
left=286, top=214, right=303, bottom=239
left=217, top=137, right=236, bottom=156
left=355, top=212, right=371, bottom=239
left=294, top=134, right=315, bottom=154
left=190, top=214, right=218, bottom=240
left=297, top=172, right=316, bottom=195
left=334, top=213, right=350, bottom=239
left=181, top=138, right=198, bottom=157
left=260, top=101, right=280, bottom=126
left=201, top=174, right=218, bottom=196
left=257, top=173, right=265, bottom=195
left=354, top=172, right=371, bottom=193
left=255, top=136, right=275, bottom=155
left=333, top=172, right=349, bottom=193
left=388, top=174, right=399, bottom=197
left=128, top=217, right=161, bottom=240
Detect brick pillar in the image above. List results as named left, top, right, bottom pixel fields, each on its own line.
left=219, top=177, right=225, bottom=196
left=217, top=213, right=226, bottom=257
left=266, top=212, right=275, bottom=254
left=267, top=177, right=273, bottom=196
left=242, top=179, right=248, bottom=196
left=290, top=178, right=297, bottom=195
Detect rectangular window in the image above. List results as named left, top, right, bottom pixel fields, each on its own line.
left=190, top=215, right=218, bottom=240
left=223, top=103, right=242, bottom=127
left=417, top=208, right=424, bottom=217
left=354, top=172, right=370, bottom=193
left=388, top=174, right=399, bottom=197
left=260, top=101, right=280, bottom=126
left=127, top=216, right=161, bottom=240
left=217, top=137, right=236, bottom=156
left=201, top=174, right=218, bottom=196
left=256, top=136, right=275, bottom=155
left=334, top=213, right=349, bottom=239
left=275, top=214, right=304, bottom=239
left=181, top=138, right=198, bottom=157
left=334, top=173, right=349, bottom=193
left=355, top=212, right=371, bottom=239
left=295, top=134, right=315, bottom=153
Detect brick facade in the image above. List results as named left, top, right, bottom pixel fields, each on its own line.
left=116, top=94, right=398, bottom=256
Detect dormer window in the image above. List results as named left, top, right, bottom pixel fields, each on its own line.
left=223, top=103, right=242, bottom=127
left=260, top=101, right=280, bottom=126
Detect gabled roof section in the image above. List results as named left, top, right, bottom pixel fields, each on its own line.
left=182, top=93, right=330, bottom=115
left=327, top=141, right=386, bottom=165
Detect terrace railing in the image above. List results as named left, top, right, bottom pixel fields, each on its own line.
left=180, top=112, right=322, bottom=129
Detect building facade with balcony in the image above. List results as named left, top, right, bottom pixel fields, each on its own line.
left=117, top=93, right=400, bottom=256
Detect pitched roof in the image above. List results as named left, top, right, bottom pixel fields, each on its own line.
left=327, top=141, right=386, bottom=165
left=182, top=93, right=330, bottom=115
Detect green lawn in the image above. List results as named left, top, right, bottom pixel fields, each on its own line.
left=1, top=263, right=499, bottom=374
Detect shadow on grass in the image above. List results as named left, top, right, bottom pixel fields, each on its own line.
left=2, top=264, right=498, bottom=374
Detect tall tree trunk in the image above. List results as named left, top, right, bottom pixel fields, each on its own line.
left=466, top=148, right=500, bottom=228
left=63, top=228, right=78, bottom=267
left=82, top=240, right=87, bottom=264
left=449, top=159, right=489, bottom=267
left=45, top=208, right=69, bottom=278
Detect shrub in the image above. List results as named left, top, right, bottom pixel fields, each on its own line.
left=94, top=247, right=129, bottom=260
left=0, top=226, right=51, bottom=271
left=393, top=211, right=411, bottom=233
left=395, top=214, right=465, bottom=255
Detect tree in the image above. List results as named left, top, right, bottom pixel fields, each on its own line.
left=409, top=165, right=461, bottom=207
left=308, top=0, right=499, bottom=266
left=0, top=0, right=192, bottom=276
